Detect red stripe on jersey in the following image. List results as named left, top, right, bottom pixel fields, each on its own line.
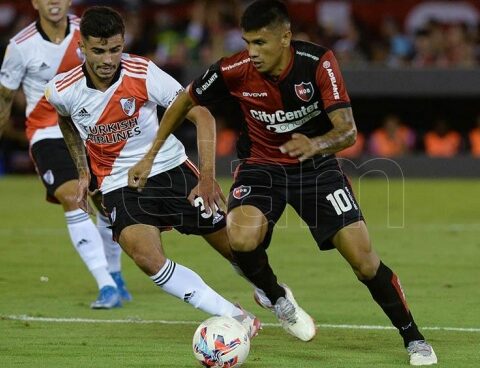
left=122, top=60, right=148, bottom=71
left=56, top=68, right=82, bottom=90
left=122, top=62, right=148, bottom=71
left=55, top=65, right=82, bottom=86
left=26, top=96, right=58, bottom=140
left=16, top=30, right=38, bottom=44
left=184, top=158, right=200, bottom=177
left=86, top=75, right=148, bottom=188
left=13, top=24, right=36, bottom=41
left=125, top=54, right=149, bottom=63
left=122, top=65, right=147, bottom=76
left=123, top=58, right=148, bottom=66
left=57, top=73, right=83, bottom=92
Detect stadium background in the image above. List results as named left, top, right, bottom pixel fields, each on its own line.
left=1, top=0, right=480, bottom=177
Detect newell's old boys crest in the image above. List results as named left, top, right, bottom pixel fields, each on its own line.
left=232, top=185, right=251, bottom=199
left=120, top=97, right=136, bottom=117
left=294, top=82, right=314, bottom=102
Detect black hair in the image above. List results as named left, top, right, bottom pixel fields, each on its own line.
left=80, top=6, right=125, bottom=39
left=240, top=0, right=290, bottom=32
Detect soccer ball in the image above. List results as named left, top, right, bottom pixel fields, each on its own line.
left=192, top=316, right=250, bottom=367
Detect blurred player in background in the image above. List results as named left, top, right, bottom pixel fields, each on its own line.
left=129, top=0, right=437, bottom=365
left=0, top=0, right=130, bottom=309
left=45, top=6, right=261, bottom=339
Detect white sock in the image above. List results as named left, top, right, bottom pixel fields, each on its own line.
left=65, top=209, right=115, bottom=289
left=150, top=259, right=241, bottom=317
left=96, top=212, right=122, bottom=273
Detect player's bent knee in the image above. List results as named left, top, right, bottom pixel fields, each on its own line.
left=227, top=227, right=262, bottom=252
left=54, top=180, right=80, bottom=211
left=352, top=255, right=380, bottom=280
left=132, top=253, right=167, bottom=275
left=118, top=225, right=166, bottom=275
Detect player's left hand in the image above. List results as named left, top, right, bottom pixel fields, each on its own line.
left=280, top=133, right=318, bottom=161
left=188, top=175, right=226, bottom=216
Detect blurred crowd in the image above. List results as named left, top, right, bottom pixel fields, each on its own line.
left=337, top=113, right=480, bottom=159
left=1, top=0, right=480, bottom=173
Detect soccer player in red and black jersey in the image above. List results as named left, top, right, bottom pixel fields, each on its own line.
left=129, top=1, right=436, bottom=364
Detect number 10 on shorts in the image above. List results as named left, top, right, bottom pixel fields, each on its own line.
left=326, top=187, right=358, bottom=215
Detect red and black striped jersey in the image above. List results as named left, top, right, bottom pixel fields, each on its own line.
left=189, top=40, right=350, bottom=164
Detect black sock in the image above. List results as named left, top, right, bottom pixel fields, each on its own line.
left=232, top=247, right=285, bottom=303
left=361, top=262, right=424, bottom=346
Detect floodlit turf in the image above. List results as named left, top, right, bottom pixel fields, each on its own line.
left=0, top=175, right=479, bottom=367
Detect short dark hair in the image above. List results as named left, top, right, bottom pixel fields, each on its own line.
left=80, top=6, right=125, bottom=39
left=240, top=0, right=290, bottom=32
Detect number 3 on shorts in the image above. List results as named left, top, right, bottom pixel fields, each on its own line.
left=326, top=188, right=355, bottom=215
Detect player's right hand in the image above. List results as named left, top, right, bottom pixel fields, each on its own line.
left=188, top=175, right=226, bottom=216
left=128, top=157, right=154, bottom=192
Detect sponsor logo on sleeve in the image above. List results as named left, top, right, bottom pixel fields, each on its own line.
left=195, top=72, right=218, bottom=95
left=322, top=60, right=340, bottom=100
left=167, top=88, right=183, bottom=106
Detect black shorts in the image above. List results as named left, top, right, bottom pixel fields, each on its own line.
left=228, top=157, right=363, bottom=250
left=102, top=161, right=227, bottom=241
left=30, top=138, right=78, bottom=204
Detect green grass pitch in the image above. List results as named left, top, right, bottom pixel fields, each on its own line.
left=0, top=175, right=479, bottom=367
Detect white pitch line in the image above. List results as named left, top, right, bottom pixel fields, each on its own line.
left=3, top=315, right=479, bottom=333
left=1, top=223, right=480, bottom=236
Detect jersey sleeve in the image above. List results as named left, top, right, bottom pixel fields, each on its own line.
left=315, top=50, right=351, bottom=113
left=0, top=41, right=26, bottom=90
left=44, top=79, right=69, bottom=117
left=189, top=60, right=230, bottom=106
left=146, top=61, right=184, bottom=108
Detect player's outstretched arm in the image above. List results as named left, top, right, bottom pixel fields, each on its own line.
left=0, top=85, right=15, bottom=138
left=128, top=89, right=196, bottom=191
left=185, top=104, right=226, bottom=215
left=280, top=107, right=357, bottom=161
left=58, top=114, right=91, bottom=213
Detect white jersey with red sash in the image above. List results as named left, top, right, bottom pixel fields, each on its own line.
left=45, top=54, right=187, bottom=194
left=0, top=15, right=84, bottom=145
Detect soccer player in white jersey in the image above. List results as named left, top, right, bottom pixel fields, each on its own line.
left=0, top=0, right=131, bottom=309
left=44, top=6, right=261, bottom=338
